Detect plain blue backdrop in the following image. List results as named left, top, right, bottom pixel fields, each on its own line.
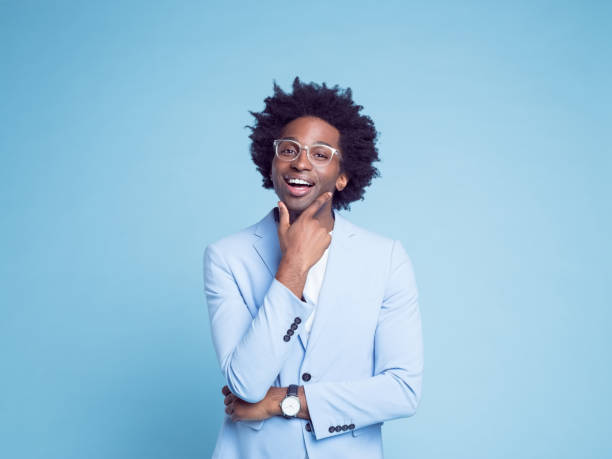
left=1, top=1, right=610, bottom=458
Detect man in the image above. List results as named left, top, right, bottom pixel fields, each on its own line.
left=203, top=78, right=423, bottom=458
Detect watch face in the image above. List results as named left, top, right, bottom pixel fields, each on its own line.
left=281, top=396, right=300, bottom=417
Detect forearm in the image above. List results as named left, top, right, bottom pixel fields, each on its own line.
left=275, top=257, right=308, bottom=300
left=222, top=258, right=309, bottom=402
left=245, top=369, right=418, bottom=430
left=219, top=279, right=312, bottom=402
left=304, top=369, right=421, bottom=440
left=205, top=246, right=312, bottom=403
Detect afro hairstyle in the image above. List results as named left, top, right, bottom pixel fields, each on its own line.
left=248, top=77, right=380, bottom=211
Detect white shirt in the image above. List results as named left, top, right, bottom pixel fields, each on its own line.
left=301, top=231, right=332, bottom=339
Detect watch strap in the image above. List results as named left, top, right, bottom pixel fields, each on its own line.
left=287, top=384, right=298, bottom=397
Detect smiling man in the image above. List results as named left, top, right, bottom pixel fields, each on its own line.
left=203, top=78, right=423, bottom=459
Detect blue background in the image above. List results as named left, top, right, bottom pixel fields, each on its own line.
left=1, top=1, right=610, bottom=458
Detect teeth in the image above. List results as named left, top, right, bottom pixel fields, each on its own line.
left=287, top=178, right=312, bottom=186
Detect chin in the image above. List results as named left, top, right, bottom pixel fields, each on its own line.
left=284, top=197, right=313, bottom=213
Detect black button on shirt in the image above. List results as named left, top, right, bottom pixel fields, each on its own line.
left=290, top=323, right=298, bottom=331
left=283, top=335, right=290, bottom=342
left=286, top=329, right=294, bottom=336
left=294, top=317, right=302, bottom=324
left=328, top=426, right=335, bottom=433
left=305, top=423, right=312, bottom=432
left=302, top=372, right=311, bottom=382
left=342, top=425, right=348, bottom=431
left=335, top=425, right=342, bottom=432
left=349, top=424, right=355, bottom=430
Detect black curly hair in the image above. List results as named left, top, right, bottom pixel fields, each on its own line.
left=248, top=77, right=380, bottom=211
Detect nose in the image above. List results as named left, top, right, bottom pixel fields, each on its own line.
left=292, top=146, right=312, bottom=170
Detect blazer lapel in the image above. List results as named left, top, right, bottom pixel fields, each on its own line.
left=252, top=209, right=281, bottom=278
left=301, top=210, right=357, bottom=358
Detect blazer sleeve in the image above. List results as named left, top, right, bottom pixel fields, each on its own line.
left=304, top=240, right=424, bottom=440
left=203, top=243, right=313, bottom=403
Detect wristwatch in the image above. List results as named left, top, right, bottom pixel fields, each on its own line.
left=280, top=384, right=300, bottom=418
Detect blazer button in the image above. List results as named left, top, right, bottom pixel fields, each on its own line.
left=305, top=423, right=312, bottom=432
left=328, top=426, right=335, bottom=433
left=342, top=425, right=348, bottom=431
left=286, top=329, right=294, bottom=336
left=335, top=425, right=342, bottom=432
left=302, top=372, right=311, bottom=382
left=349, top=424, right=355, bottom=430
left=294, top=317, right=302, bottom=324
left=283, top=335, right=290, bottom=342
left=290, top=323, right=298, bottom=331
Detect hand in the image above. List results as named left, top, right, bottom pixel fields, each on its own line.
left=277, top=191, right=333, bottom=274
left=222, top=385, right=279, bottom=422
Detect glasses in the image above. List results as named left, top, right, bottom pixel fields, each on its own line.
left=273, top=139, right=340, bottom=167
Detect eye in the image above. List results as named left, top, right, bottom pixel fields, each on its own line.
left=311, top=146, right=332, bottom=161
left=277, top=141, right=299, bottom=157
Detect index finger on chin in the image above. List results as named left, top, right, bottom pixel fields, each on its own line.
left=303, top=191, right=332, bottom=219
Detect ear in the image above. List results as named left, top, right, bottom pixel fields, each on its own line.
left=335, top=172, right=349, bottom=192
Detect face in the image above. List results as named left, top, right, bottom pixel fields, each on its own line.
left=271, top=116, right=349, bottom=214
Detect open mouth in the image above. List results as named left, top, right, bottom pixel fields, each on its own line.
left=283, top=176, right=314, bottom=197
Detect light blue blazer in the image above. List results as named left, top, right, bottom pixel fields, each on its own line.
left=203, top=209, right=423, bottom=459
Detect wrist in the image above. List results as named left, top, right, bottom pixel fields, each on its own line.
left=297, top=386, right=308, bottom=419
left=279, top=255, right=308, bottom=275
left=275, top=258, right=308, bottom=300
left=266, top=387, right=285, bottom=417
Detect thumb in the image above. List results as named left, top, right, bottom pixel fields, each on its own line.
left=277, top=201, right=290, bottom=233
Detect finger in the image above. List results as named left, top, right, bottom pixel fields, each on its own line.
left=225, top=405, right=232, bottom=415
left=224, top=394, right=233, bottom=406
left=302, top=191, right=332, bottom=219
left=222, top=385, right=230, bottom=396
left=277, top=201, right=290, bottom=232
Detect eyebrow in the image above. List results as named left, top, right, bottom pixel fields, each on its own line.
left=282, top=136, right=335, bottom=148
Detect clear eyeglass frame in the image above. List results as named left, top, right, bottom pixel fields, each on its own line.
left=273, top=139, right=341, bottom=167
